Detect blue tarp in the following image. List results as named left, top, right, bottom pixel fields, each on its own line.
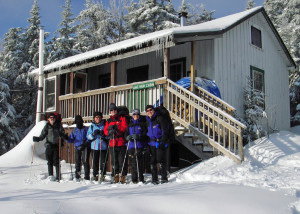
left=175, top=77, right=221, bottom=98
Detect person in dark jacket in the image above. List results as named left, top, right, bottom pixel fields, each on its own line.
left=33, top=113, right=65, bottom=181
left=145, top=105, right=169, bottom=184
left=66, top=115, right=90, bottom=180
left=86, top=112, right=108, bottom=181
left=124, top=109, right=148, bottom=183
left=104, top=103, right=128, bottom=184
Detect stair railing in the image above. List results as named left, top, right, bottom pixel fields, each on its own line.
left=165, top=79, right=246, bottom=163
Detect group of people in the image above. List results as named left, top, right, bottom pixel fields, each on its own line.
left=33, top=103, right=171, bottom=184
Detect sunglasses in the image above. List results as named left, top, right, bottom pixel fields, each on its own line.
left=95, top=116, right=101, bottom=118
left=146, top=109, right=154, bottom=112
left=49, top=117, right=56, bottom=119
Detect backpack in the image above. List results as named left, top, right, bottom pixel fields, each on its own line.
left=117, top=105, right=131, bottom=124
left=154, top=105, right=175, bottom=143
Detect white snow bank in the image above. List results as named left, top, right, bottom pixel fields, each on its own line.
left=0, top=121, right=47, bottom=165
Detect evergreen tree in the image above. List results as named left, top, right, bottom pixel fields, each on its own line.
left=49, top=0, right=80, bottom=63
left=126, top=0, right=179, bottom=37
left=243, top=79, right=266, bottom=143
left=264, top=0, right=300, bottom=125
left=75, top=0, right=111, bottom=52
left=246, top=0, right=255, bottom=10
left=188, top=3, right=214, bottom=25
left=108, top=0, right=129, bottom=42
left=0, top=77, right=19, bottom=155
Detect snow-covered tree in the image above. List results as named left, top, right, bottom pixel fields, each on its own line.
left=264, top=0, right=300, bottom=126
left=75, top=0, right=111, bottom=52
left=49, top=0, right=80, bottom=63
left=126, top=0, right=179, bottom=37
left=246, top=0, right=255, bottom=10
left=108, top=0, right=129, bottom=42
left=187, top=3, right=214, bottom=25
left=0, top=78, right=19, bottom=155
left=243, top=79, right=266, bottom=143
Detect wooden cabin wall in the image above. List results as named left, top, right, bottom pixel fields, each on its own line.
left=214, top=13, right=290, bottom=130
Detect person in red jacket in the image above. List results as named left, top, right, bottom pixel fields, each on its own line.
left=104, top=103, right=128, bottom=183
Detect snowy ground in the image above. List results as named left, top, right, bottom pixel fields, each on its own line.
left=0, top=121, right=300, bottom=214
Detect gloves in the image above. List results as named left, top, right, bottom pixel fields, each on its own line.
left=93, top=129, right=101, bottom=136
left=143, top=146, right=150, bottom=155
left=63, top=134, right=69, bottom=141
left=108, top=129, right=116, bottom=136
left=99, top=130, right=104, bottom=136
left=158, top=141, right=167, bottom=149
left=126, top=135, right=132, bottom=141
left=33, top=136, right=40, bottom=142
left=108, top=125, right=117, bottom=131
left=83, top=140, right=90, bottom=147
left=132, top=134, right=140, bottom=140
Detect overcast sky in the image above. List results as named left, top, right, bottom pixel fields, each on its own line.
left=0, top=0, right=264, bottom=41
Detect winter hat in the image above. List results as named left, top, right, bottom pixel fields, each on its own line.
left=109, top=103, right=117, bottom=111
left=132, top=109, right=140, bottom=115
left=93, top=112, right=103, bottom=118
left=75, top=115, right=83, bottom=123
left=47, top=112, right=56, bottom=118
left=145, top=105, right=154, bottom=111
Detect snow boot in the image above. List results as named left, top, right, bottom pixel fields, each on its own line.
left=113, top=174, right=119, bottom=183
left=48, top=165, right=53, bottom=176
left=159, top=163, right=168, bottom=183
left=55, top=166, right=61, bottom=181
left=151, top=164, right=158, bottom=184
left=120, top=175, right=126, bottom=184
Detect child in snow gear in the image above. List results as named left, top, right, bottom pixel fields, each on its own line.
left=33, top=112, right=66, bottom=181
left=104, top=103, right=128, bottom=183
left=124, top=108, right=148, bottom=183
left=87, top=112, right=108, bottom=181
left=66, top=115, right=90, bottom=180
left=145, top=105, right=169, bottom=184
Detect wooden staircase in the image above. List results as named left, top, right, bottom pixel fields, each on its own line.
left=165, top=79, right=246, bottom=164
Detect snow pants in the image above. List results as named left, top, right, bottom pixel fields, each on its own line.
left=128, top=148, right=144, bottom=182
left=92, top=149, right=107, bottom=177
left=75, top=147, right=91, bottom=179
left=149, top=146, right=167, bottom=182
left=110, top=146, right=128, bottom=177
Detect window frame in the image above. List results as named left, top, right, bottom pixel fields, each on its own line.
left=250, top=65, right=265, bottom=108
left=251, top=25, right=262, bottom=49
left=43, top=76, right=57, bottom=112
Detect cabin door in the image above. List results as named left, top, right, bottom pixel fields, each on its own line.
left=74, top=72, right=87, bottom=93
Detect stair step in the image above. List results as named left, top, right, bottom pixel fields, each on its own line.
left=183, top=133, right=193, bottom=138
left=203, top=145, right=214, bottom=152
left=174, top=126, right=186, bottom=131
left=193, top=139, right=204, bottom=145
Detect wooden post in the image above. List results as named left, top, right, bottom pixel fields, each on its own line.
left=238, top=134, right=244, bottom=162
left=110, top=61, right=116, bottom=103
left=69, top=72, right=74, bottom=118
left=164, top=48, right=170, bottom=78
left=190, top=41, right=196, bottom=123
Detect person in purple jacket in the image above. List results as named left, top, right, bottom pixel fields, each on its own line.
left=66, top=115, right=90, bottom=180
left=124, top=109, right=148, bottom=183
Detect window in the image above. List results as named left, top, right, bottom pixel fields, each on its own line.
left=251, top=26, right=262, bottom=48
left=250, top=66, right=265, bottom=108
left=161, top=58, right=186, bottom=82
left=44, top=76, right=56, bottom=112
left=250, top=66, right=264, bottom=92
left=98, top=73, right=111, bottom=89
left=127, top=65, right=149, bottom=84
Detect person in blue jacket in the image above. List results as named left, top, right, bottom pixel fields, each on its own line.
left=124, top=109, right=148, bottom=183
left=145, top=105, right=169, bottom=184
left=66, top=115, right=90, bottom=180
left=87, top=112, right=107, bottom=181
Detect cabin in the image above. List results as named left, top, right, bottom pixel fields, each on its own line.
left=33, top=7, right=295, bottom=170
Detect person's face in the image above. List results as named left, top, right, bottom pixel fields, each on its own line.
left=146, top=108, right=154, bottom=118
left=110, top=109, right=117, bottom=116
left=132, top=114, right=140, bottom=120
left=94, top=116, right=101, bottom=123
left=48, top=116, right=56, bottom=125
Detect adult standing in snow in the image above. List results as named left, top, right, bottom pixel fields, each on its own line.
left=66, top=115, right=90, bottom=180
left=104, top=103, right=128, bottom=184
left=33, top=113, right=66, bottom=181
left=145, top=105, right=169, bottom=184
left=124, top=109, right=148, bottom=183
left=87, top=112, right=107, bottom=181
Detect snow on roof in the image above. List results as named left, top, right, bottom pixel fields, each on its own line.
left=31, top=6, right=263, bottom=74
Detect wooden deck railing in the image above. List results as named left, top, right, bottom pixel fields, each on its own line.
left=59, top=78, right=166, bottom=123
left=59, top=77, right=246, bottom=163
left=165, top=79, right=246, bottom=163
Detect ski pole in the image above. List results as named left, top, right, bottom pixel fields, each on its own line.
left=98, top=136, right=102, bottom=183
left=58, top=139, right=61, bottom=183
left=100, top=143, right=110, bottom=183
left=113, top=133, right=116, bottom=181
left=90, top=140, right=96, bottom=181
left=30, top=141, right=35, bottom=178
left=134, top=139, right=140, bottom=182
left=120, top=140, right=130, bottom=182
left=68, top=144, right=73, bottom=180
